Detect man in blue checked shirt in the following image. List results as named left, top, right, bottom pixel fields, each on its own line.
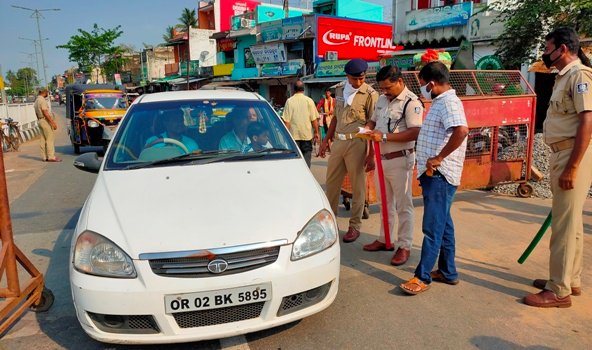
left=400, top=61, right=469, bottom=295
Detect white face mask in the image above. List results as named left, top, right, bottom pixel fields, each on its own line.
left=420, top=82, right=432, bottom=100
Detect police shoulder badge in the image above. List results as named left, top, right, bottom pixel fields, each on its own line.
left=576, top=82, right=589, bottom=94
left=414, top=106, right=422, bottom=114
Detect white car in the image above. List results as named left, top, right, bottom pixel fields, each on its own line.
left=70, top=89, right=340, bottom=344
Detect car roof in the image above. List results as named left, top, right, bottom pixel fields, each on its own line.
left=136, top=90, right=265, bottom=104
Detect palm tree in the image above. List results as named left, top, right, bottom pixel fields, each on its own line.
left=178, top=8, right=198, bottom=89
left=162, top=26, right=175, bottom=43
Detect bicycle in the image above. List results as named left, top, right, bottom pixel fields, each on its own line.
left=0, top=118, right=22, bottom=152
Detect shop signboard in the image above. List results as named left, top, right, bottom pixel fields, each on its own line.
left=256, top=5, right=310, bottom=24
left=406, top=2, right=472, bottom=31
left=218, top=0, right=261, bottom=32
left=261, top=59, right=304, bottom=77
left=260, top=21, right=283, bottom=42
left=250, top=43, right=287, bottom=64
left=316, top=16, right=399, bottom=61
left=200, top=66, right=214, bottom=77
left=217, top=38, right=236, bottom=52
left=468, top=10, right=505, bottom=42
left=260, top=16, right=308, bottom=42
left=316, top=60, right=381, bottom=77
left=213, top=63, right=234, bottom=76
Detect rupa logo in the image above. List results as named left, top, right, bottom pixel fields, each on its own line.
left=322, top=30, right=351, bottom=46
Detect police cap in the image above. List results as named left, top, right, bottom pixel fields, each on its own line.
left=344, top=58, right=368, bottom=77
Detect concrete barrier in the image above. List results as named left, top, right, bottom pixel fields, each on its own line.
left=0, top=102, right=44, bottom=142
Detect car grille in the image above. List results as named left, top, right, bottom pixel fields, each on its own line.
left=87, top=312, right=160, bottom=334
left=173, top=302, right=265, bottom=328
left=148, top=246, right=281, bottom=277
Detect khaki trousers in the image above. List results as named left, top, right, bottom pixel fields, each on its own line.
left=326, top=138, right=367, bottom=230
left=547, top=145, right=592, bottom=297
left=374, top=153, right=415, bottom=249
left=38, top=118, right=56, bottom=160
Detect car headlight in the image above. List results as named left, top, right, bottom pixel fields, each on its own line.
left=87, top=120, right=100, bottom=128
left=291, top=209, right=337, bottom=261
left=73, top=230, right=136, bottom=278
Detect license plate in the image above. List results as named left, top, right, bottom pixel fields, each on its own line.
left=165, top=283, right=271, bottom=313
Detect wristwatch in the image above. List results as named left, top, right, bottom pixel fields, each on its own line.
left=382, top=133, right=388, bottom=143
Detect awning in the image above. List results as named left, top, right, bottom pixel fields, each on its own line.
left=153, top=75, right=182, bottom=83
left=395, top=26, right=465, bottom=46
left=228, top=27, right=257, bottom=38
left=302, top=76, right=345, bottom=84
left=169, top=77, right=208, bottom=85
left=241, top=75, right=294, bottom=81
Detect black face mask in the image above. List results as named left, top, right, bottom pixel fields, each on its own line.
left=542, top=47, right=561, bottom=68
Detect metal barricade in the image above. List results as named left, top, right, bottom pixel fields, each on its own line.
left=400, top=70, right=537, bottom=197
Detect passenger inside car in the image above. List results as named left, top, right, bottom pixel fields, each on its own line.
left=219, top=107, right=251, bottom=152
left=245, top=122, right=272, bottom=152
left=144, top=109, right=200, bottom=153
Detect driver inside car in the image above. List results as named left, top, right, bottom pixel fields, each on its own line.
left=145, top=109, right=200, bottom=153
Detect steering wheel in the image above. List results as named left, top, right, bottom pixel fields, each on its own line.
left=111, top=143, right=138, bottom=160
left=144, top=137, right=189, bottom=154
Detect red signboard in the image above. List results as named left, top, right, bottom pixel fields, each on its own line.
left=316, top=16, right=400, bottom=61
left=217, top=38, right=236, bottom=52
left=219, top=0, right=260, bottom=32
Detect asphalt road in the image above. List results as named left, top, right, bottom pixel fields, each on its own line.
left=1, top=104, right=591, bottom=349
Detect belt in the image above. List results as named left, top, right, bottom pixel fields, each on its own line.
left=381, top=148, right=414, bottom=160
left=549, top=138, right=575, bottom=153
left=335, top=132, right=357, bottom=140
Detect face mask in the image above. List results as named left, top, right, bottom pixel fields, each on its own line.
left=420, top=83, right=432, bottom=100
left=542, top=47, right=560, bottom=69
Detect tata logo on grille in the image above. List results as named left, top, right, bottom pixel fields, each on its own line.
left=207, top=259, right=229, bottom=274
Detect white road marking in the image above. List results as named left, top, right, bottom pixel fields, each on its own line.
left=219, top=335, right=250, bottom=350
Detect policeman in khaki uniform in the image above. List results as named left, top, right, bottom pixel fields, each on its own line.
left=524, top=27, right=592, bottom=308
left=319, top=58, right=379, bottom=242
left=362, top=65, right=423, bottom=266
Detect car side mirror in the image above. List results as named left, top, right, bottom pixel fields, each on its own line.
left=73, top=152, right=102, bottom=173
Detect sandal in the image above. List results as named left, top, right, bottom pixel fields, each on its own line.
left=400, top=277, right=431, bottom=295
left=430, top=270, right=459, bottom=285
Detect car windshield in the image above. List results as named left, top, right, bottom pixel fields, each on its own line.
left=104, top=99, right=299, bottom=170
left=85, top=93, right=127, bottom=110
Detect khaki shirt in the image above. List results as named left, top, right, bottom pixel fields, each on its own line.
left=282, top=93, right=319, bottom=141
left=34, top=95, right=49, bottom=120
left=334, top=82, right=379, bottom=134
left=371, top=86, right=423, bottom=153
left=544, top=59, right=592, bottom=145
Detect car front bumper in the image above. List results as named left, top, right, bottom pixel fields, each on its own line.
left=70, top=243, right=340, bottom=344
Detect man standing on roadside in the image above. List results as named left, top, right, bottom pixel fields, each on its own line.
left=319, top=58, right=378, bottom=242
left=34, top=88, right=61, bottom=162
left=400, top=61, right=468, bottom=295
left=362, top=65, right=423, bottom=266
left=524, top=27, right=592, bottom=308
left=282, top=80, right=320, bottom=167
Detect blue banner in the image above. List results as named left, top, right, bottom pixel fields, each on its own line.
left=406, top=2, right=473, bottom=31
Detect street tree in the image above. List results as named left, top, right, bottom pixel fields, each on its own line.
left=178, top=8, right=197, bottom=89
left=102, top=44, right=135, bottom=82
left=57, top=24, right=123, bottom=82
left=5, top=68, right=39, bottom=98
left=490, top=0, right=592, bottom=69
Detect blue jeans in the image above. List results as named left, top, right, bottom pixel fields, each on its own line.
left=415, top=172, right=458, bottom=283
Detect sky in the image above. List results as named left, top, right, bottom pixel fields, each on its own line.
left=0, top=0, right=392, bottom=86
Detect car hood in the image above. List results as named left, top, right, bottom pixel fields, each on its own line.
left=80, top=159, right=327, bottom=259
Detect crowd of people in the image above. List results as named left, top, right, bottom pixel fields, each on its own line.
left=279, top=27, right=591, bottom=307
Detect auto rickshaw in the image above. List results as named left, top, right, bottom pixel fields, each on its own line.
left=65, top=84, right=128, bottom=153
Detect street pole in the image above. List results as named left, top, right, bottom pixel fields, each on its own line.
left=19, top=38, right=46, bottom=87
left=12, top=5, right=61, bottom=88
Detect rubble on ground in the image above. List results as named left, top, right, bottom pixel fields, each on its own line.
left=491, top=133, right=592, bottom=198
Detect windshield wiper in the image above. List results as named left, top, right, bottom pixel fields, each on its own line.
left=124, top=150, right=241, bottom=169
left=253, top=147, right=296, bottom=154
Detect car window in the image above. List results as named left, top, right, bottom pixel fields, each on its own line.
left=104, top=99, right=298, bottom=170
